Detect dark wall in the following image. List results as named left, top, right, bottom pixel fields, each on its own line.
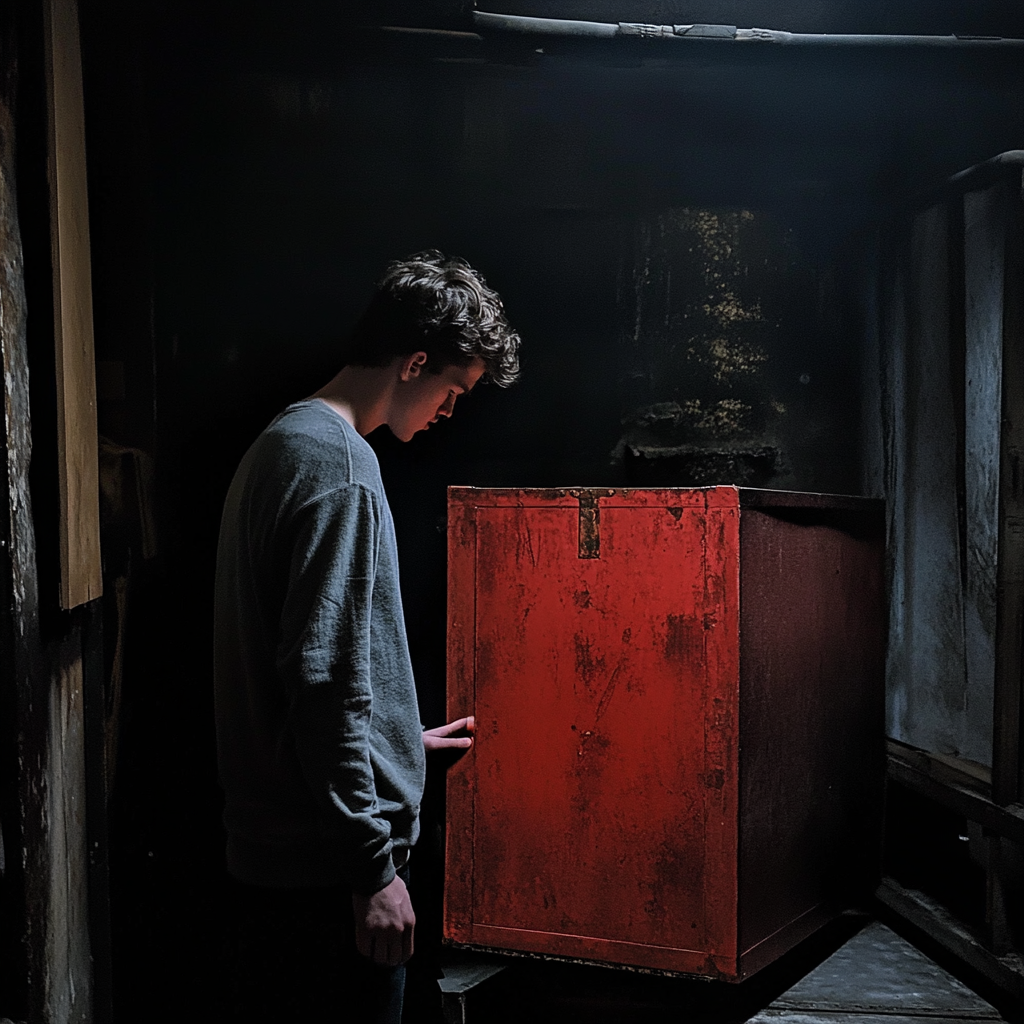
left=78, top=4, right=1023, bottom=1018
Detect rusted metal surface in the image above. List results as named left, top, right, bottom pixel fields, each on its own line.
left=447, top=485, right=740, bottom=976
left=445, top=497, right=477, bottom=941
left=571, top=489, right=601, bottom=559
left=445, top=486, right=885, bottom=980
left=737, top=503, right=886, bottom=969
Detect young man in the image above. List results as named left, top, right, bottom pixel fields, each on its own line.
left=214, top=251, right=520, bottom=1023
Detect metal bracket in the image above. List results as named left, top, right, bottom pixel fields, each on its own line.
left=571, top=489, right=602, bottom=558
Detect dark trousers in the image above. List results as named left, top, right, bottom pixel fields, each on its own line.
left=229, top=872, right=407, bottom=1024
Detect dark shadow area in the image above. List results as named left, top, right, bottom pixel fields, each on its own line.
left=446, top=912, right=872, bottom=1024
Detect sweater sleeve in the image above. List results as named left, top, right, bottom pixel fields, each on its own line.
left=276, top=482, right=397, bottom=895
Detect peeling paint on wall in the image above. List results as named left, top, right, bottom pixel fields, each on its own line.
left=616, top=206, right=848, bottom=490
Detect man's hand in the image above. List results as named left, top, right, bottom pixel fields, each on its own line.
left=423, top=716, right=475, bottom=752
left=352, top=873, right=416, bottom=967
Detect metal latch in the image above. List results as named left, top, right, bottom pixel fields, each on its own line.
left=570, top=489, right=602, bottom=559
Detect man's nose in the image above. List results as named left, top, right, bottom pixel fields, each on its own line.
left=439, top=394, right=456, bottom=417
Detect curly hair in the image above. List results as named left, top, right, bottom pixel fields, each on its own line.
left=341, top=251, right=521, bottom=387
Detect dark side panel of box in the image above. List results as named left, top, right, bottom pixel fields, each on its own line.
left=737, top=500, right=886, bottom=970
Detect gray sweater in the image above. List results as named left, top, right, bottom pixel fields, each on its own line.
left=214, top=400, right=426, bottom=894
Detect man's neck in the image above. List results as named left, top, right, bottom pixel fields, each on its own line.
left=311, top=365, right=395, bottom=437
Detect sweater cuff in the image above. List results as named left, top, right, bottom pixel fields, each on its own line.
left=350, top=848, right=396, bottom=896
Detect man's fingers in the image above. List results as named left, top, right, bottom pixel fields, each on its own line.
left=353, top=874, right=415, bottom=966
left=360, top=926, right=414, bottom=966
left=428, top=716, right=476, bottom=736
left=423, top=732, right=474, bottom=752
left=428, top=718, right=468, bottom=736
left=362, top=928, right=405, bottom=967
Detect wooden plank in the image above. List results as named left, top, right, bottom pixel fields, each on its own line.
left=949, top=197, right=968, bottom=634
left=44, top=0, right=102, bottom=609
left=1, top=46, right=95, bottom=1015
left=889, top=737, right=991, bottom=787
left=81, top=600, right=113, bottom=1023
left=893, top=206, right=969, bottom=757
left=770, top=920, right=1001, bottom=1018
left=986, top=835, right=1012, bottom=956
left=963, top=172, right=1008, bottom=722
left=886, top=744, right=1024, bottom=845
left=881, top=251, right=912, bottom=751
left=749, top=1015, right=993, bottom=1024
left=992, top=182, right=1024, bottom=805
left=926, top=749, right=991, bottom=787
left=45, top=641, right=92, bottom=1020
left=0, top=36, right=36, bottom=1017
left=876, top=877, right=1024, bottom=1003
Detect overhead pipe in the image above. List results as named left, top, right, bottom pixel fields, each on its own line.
left=474, top=10, right=1024, bottom=50
left=944, top=150, right=1024, bottom=196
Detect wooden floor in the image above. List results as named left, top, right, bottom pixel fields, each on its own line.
left=746, top=921, right=1003, bottom=1024
left=439, top=916, right=1015, bottom=1024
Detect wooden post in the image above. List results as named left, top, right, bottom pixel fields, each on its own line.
left=985, top=832, right=1012, bottom=956
left=963, top=185, right=1006, bottom=767
left=1, top=7, right=95, bottom=1016
left=992, top=181, right=1024, bottom=807
left=44, top=0, right=102, bottom=609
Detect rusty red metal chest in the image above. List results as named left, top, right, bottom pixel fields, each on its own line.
left=444, top=486, right=885, bottom=980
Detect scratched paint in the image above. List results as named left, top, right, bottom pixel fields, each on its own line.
left=446, top=486, right=884, bottom=980
left=447, top=488, right=737, bottom=974
left=664, top=613, right=704, bottom=664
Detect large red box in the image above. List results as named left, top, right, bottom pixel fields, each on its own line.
left=444, top=486, right=885, bottom=980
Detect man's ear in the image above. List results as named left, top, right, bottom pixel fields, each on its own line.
left=399, top=351, right=428, bottom=381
